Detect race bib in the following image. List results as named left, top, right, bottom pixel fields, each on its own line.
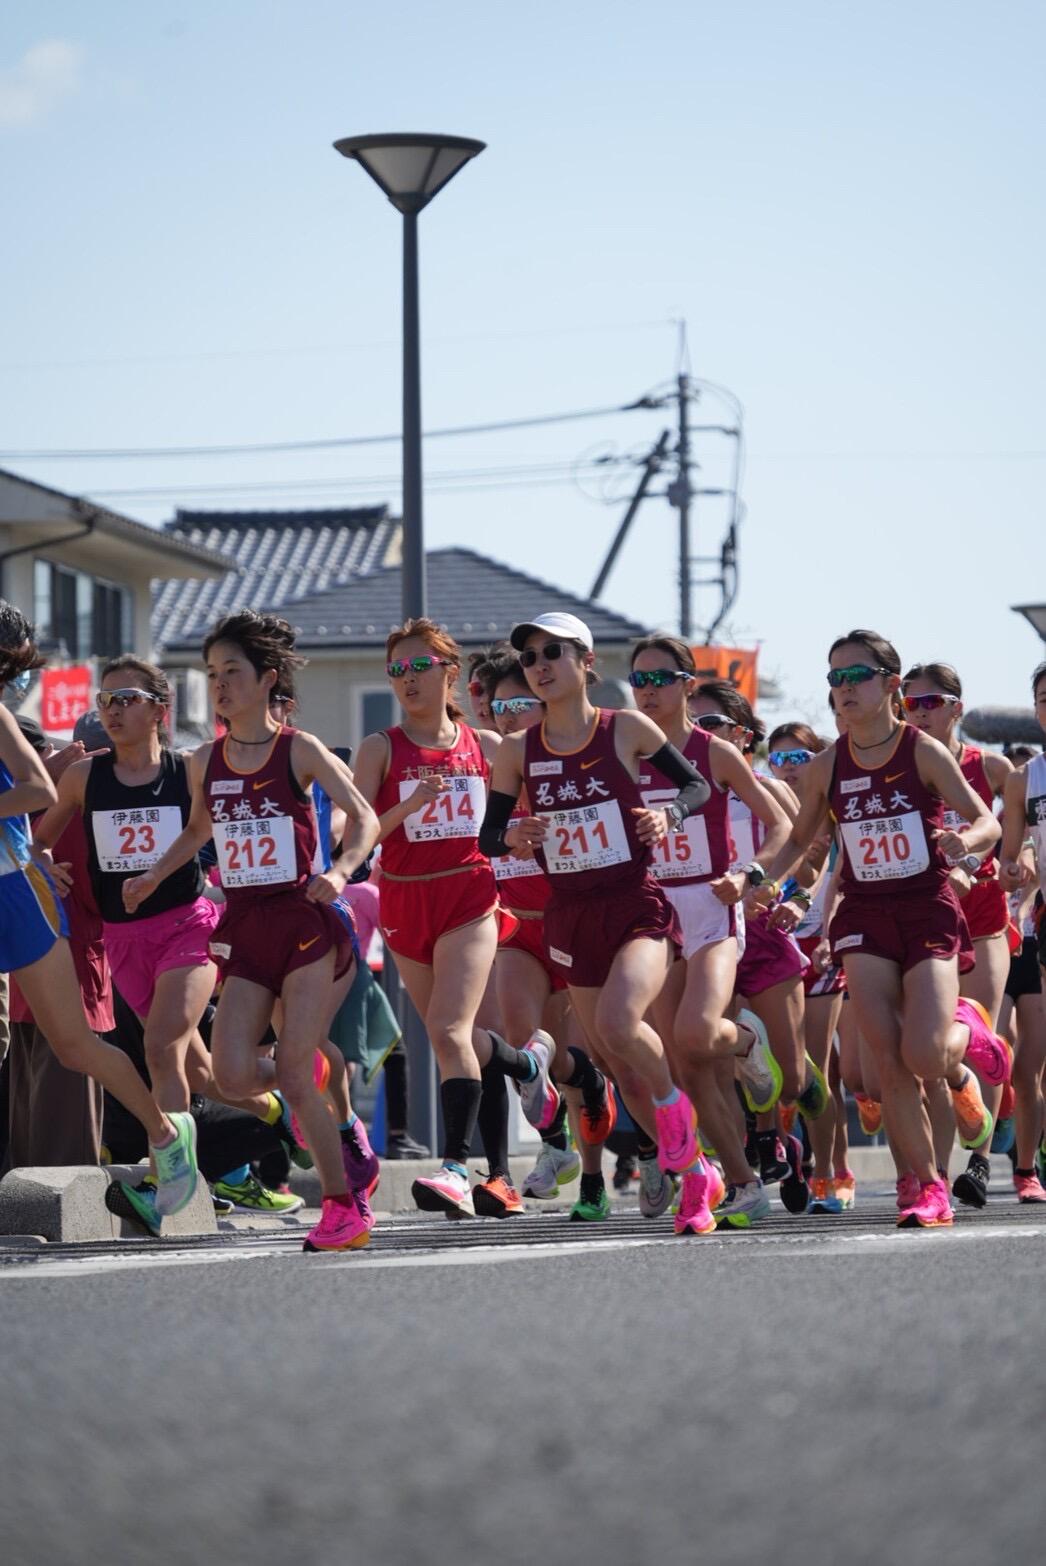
left=641, top=787, right=712, bottom=880
left=214, top=815, right=297, bottom=888
left=92, top=806, right=183, bottom=873
left=542, top=799, right=630, bottom=875
left=840, top=811, right=930, bottom=883
left=493, top=852, right=542, bottom=882
left=399, top=775, right=485, bottom=843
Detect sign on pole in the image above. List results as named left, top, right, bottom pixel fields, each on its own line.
left=40, top=665, right=93, bottom=734
left=690, top=646, right=758, bottom=706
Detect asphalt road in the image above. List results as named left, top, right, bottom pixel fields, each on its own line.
left=2, top=1187, right=1043, bottom=1566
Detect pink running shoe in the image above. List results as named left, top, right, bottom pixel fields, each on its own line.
left=1014, top=1171, right=1046, bottom=1204
left=352, top=1183, right=377, bottom=1234
left=674, top=1168, right=718, bottom=1236
left=896, top=1171, right=921, bottom=1211
left=655, top=1092, right=699, bottom=1174
left=411, top=1164, right=476, bottom=1219
left=303, top=1194, right=371, bottom=1252
left=955, top=998, right=1010, bottom=1086
left=340, top=1117, right=380, bottom=1195
left=516, top=1032, right=561, bottom=1132
left=702, top=1155, right=727, bottom=1214
left=897, top=1178, right=953, bottom=1229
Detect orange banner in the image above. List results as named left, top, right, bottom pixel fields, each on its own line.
left=690, top=646, right=758, bottom=706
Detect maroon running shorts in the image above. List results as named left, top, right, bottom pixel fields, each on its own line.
left=734, top=910, right=808, bottom=997
left=544, top=877, right=681, bottom=989
left=829, top=886, right=975, bottom=976
left=379, top=863, right=499, bottom=966
left=210, top=888, right=355, bottom=994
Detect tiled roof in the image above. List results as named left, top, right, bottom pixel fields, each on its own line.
left=161, top=545, right=650, bottom=651
left=152, top=505, right=401, bottom=648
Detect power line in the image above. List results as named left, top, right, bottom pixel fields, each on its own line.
left=0, top=400, right=646, bottom=462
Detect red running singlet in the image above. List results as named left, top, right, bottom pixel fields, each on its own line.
left=638, top=726, right=733, bottom=887
left=374, top=724, right=489, bottom=876
left=830, top=724, right=948, bottom=899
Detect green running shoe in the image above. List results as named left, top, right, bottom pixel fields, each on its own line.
left=796, top=1053, right=830, bottom=1120
left=105, top=1177, right=162, bottom=1237
left=212, top=1173, right=305, bottom=1215
left=152, top=1111, right=199, bottom=1217
left=569, top=1185, right=611, bottom=1222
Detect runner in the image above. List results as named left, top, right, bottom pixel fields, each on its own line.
left=631, top=634, right=791, bottom=1233
left=0, top=603, right=199, bottom=1217
left=766, top=723, right=853, bottom=1213
left=122, top=610, right=381, bottom=1253
left=353, top=618, right=561, bottom=1220
left=999, top=661, right=1046, bottom=1201
left=486, top=651, right=611, bottom=1219
left=756, top=628, right=1000, bottom=1228
left=902, top=662, right=1014, bottom=1208
left=479, top=612, right=714, bottom=1208
left=691, top=680, right=828, bottom=1213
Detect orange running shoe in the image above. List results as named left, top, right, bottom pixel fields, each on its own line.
left=579, top=1070, right=617, bottom=1145
left=472, top=1174, right=525, bottom=1218
left=830, top=1171, right=856, bottom=1210
left=855, top=1094, right=882, bottom=1136
left=779, top=1103, right=798, bottom=1137
left=950, top=1068, right=993, bottom=1150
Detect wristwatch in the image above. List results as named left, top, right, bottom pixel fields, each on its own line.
left=743, top=861, right=766, bottom=887
left=665, top=801, right=687, bottom=833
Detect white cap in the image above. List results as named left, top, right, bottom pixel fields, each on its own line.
left=510, top=612, right=593, bottom=652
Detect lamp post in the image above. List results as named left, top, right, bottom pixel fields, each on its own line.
left=333, top=134, right=486, bottom=621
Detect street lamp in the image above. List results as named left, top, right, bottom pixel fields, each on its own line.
left=1013, top=604, right=1046, bottom=644
left=333, top=133, right=486, bottom=621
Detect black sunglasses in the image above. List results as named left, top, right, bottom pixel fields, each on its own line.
left=520, top=640, right=583, bottom=669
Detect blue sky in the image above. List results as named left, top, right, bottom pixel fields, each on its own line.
left=2, top=1, right=1044, bottom=720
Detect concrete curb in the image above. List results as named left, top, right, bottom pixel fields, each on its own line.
left=0, top=1164, right=218, bottom=1243
left=289, top=1147, right=1018, bottom=1215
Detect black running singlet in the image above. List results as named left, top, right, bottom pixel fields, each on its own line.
left=84, top=749, right=204, bottom=923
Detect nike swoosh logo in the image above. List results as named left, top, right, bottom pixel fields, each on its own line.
left=253, top=779, right=275, bottom=791
left=298, top=936, right=320, bottom=952
left=885, top=772, right=904, bottom=783
left=580, top=759, right=600, bottom=769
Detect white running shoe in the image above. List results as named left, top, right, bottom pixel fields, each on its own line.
left=411, top=1164, right=476, bottom=1219
left=521, top=1142, right=580, bottom=1198
left=716, top=1178, right=771, bottom=1230
left=638, top=1155, right=677, bottom=1219
left=734, top=1009, right=784, bottom=1115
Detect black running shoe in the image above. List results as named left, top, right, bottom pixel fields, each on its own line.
left=779, top=1133, right=810, bottom=1214
left=757, top=1130, right=789, bottom=1185
left=613, top=1155, right=638, bottom=1192
left=952, top=1152, right=990, bottom=1209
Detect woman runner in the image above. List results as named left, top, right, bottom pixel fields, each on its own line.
left=353, top=619, right=560, bottom=1221
left=757, top=629, right=1000, bottom=1228
left=630, top=634, right=791, bottom=1234
left=0, top=604, right=199, bottom=1218
left=123, top=611, right=380, bottom=1253
left=479, top=612, right=713, bottom=1194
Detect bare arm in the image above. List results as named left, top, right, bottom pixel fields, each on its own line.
left=122, top=745, right=215, bottom=912
left=916, top=733, right=1000, bottom=859
left=0, top=704, right=57, bottom=818
left=352, top=729, right=448, bottom=841
left=999, top=765, right=1033, bottom=891
left=291, top=731, right=380, bottom=898
left=34, top=756, right=90, bottom=850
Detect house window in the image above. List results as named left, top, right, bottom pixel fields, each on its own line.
left=355, top=687, right=396, bottom=751
left=34, top=559, right=132, bottom=661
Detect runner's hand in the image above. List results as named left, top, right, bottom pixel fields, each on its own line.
left=306, top=869, right=346, bottom=904
left=812, top=937, right=832, bottom=975
left=999, top=858, right=1032, bottom=892
left=44, top=741, right=107, bottom=784
left=123, top=870, right=159, bottom=913
left=30, top=845, right=72, bottom=896
left=948, top=866, right=973, bottom=900
left=769, top=898, right=802, bottom=933
left=631, top=807, right=668, bottom=845
left=710, top=870, right=746, bottom=906
left=505, top=817, right=547, bottom=853
left=403, top=775, right=446, bottom=814
left=933, top=827, right=969, bottom=861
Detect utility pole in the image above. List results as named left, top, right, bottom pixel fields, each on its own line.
left=676, top=370, right=692, bottom=640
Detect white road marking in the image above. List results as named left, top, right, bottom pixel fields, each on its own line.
left=1, top=1219, right=1044, bottom=1281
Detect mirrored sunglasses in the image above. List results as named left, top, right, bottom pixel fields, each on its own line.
left=386, top=656, right=452, bottom=679
left=628, top=669, right=688, bottom=689
left=826, top=664, right=890, bottom=688
left=692, top=712, right=735, bottom=731
left=97, top=688, right=163, bottom=711
left=768, top=748, right=813, bottom=768
left=491, top=697, right=543, bottom=716
left=902, top=693, right=960, bottom=713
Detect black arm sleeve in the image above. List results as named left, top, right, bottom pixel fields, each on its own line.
left=646, top=743, right=711, bottom=819
left=478, top=789, right=519, bottom=857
